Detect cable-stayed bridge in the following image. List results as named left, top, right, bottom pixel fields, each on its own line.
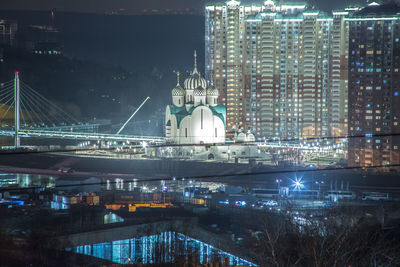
left=0, top=72, right=165, bottom=148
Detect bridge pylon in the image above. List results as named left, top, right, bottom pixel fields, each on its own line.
left=14, top=71, right=20, bottom=148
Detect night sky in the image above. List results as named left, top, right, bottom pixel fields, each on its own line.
left=0, top=0, right=375, bottom=14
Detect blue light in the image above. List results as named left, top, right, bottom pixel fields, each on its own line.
left=291, top=177, right=304, bottom=190
left=395, top=92, right=398, bottom=96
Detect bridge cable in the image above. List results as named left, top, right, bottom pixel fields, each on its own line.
left=0, top=91, right=14, bottom=105
left=20, top=88, right=58, bottom=127
left=20, top=97, right=36, bottom=126
left=19, top=99, right=33, bottom=126
left=21, top=85, right=76, bottom=127
left=0, top=99, right=14, bottom=121
left=21, top=82, right=79, bottom=125
left=20, top=88, right=57, bottom=127
left=21, top=83, right=77, bottom=127
left=20, top=84, right=63, bottom=126
left=19, top=90, right=43, bottom=128
left=0, top=86, right=14, bottom=97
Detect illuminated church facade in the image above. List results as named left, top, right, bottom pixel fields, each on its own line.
left=165, top=52, right=226, bottom=144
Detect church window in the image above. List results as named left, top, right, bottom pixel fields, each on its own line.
left=185, top=128, right=188, bottom=138
left=215, top=128, right=217, bottom=137
left=179, top=99, right=181, bottom=105
left=214, top=98, right=216, bottom=104
left=201, top=109, right=203, bottom=129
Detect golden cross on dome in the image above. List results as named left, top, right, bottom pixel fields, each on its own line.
left=176, top=71, right=180, bottom=86
left=194, top=50, right=197, bottom=70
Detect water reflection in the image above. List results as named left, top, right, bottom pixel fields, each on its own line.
left=0, top=173, right=227, bottom=195
left=0, top=173, right=55, bottom=188
left=55, top=177, right=101, bottom=192
left=72, top=232, right=256, bottom=266
left=105, top=177, right=227, bottom=194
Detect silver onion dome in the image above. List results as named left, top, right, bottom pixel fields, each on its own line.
left=184, top=71, right=207, bottom=90
left=184, top=50, right=207, bottom=90
left=206, top=85, right=219, bottom=96
left=194, top=86, right=206, bottom=96
left=172, top=85, right=185, bottom=96
left=172, top=71, right=185, bottom=96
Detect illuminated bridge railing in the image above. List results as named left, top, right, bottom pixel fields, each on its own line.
left=0, top=129, right=165, bottom=144
left=19, top=129, right=166, bottom=143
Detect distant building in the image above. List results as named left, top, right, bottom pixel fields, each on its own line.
left=0, top=20, right=18, bottom=46
left=347, top=2, right=400, bottom=167
left=18, top=25, right=62, bottom=55
left=51, top=193, right=100, bottom=210
left=165, top=51, right=226, bottom=144
left=205, top=0, right=349, bottom=139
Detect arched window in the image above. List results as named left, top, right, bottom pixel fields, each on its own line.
left=201, top=109, right=203, bottom=129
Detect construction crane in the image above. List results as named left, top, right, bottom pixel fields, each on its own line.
left=116, top=96, right=150, bottom=135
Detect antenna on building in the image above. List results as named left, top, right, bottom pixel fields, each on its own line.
left=50, top=8, right=56, bottom=26
left=176, top=71, right=180, bottom=86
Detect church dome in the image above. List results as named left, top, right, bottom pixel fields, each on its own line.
left=194, top=86, right=206, bottom=96
left=184, top=71, right=207, bottom=90
left=184, top=50, right=207, bottom=90
left=206, top=85, right=219, bottom=96
left=172, top=72, right=185, bottom=96
left=172, top=85, right=185, bottom=96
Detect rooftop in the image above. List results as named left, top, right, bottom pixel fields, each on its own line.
left=352, top=2, right=400, bottom=17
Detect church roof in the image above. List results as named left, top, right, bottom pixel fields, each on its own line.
left=184, top=72, right=207, bottom=90
left=172, top=85, right=185, bottom=96
left=210, top=104, right=226, bottom=115
left=168, top=104, right=226, bottom=128
left=206, top=85, right=219, bottom=96
left=210, top=105, right=226, bottom=126
left=169, top=105, right=190, bottom=127
left=172, top=72, right=185, bottom=96
left=194, top=86, right=206, bottom=96
left=183, top=50, right=207, bottom=90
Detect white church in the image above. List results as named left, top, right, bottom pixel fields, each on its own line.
left=165, top=52, right=226, bottom=144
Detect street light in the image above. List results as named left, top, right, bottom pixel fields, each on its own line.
left=292, top=178, right=304, bottom=191
left=290, top=177, right=304, bottom=203
left=315, top=180, right=324, bottom=201
left=276, top=179, right=282, bottom=205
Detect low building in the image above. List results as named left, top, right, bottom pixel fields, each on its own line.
left=51, top=193, right=99, bottom=210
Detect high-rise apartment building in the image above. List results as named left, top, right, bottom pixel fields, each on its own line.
left=347, top=2, right=400, bottom=167
left=0, top=20, right=18, bottom=46
left=205, top=0, right=349, bottom=139
left=205, top=0, right=263, bottom=136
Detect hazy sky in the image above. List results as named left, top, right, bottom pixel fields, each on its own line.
left=0, top=0, right=370, bottom=14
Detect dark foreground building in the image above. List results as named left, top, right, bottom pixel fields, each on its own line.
left=347, top=2, right=400, bottom=167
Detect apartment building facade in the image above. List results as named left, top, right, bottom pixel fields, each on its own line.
left=346, top=3, right=400, bottom=167
left=205, top=0, right=349, bottom=139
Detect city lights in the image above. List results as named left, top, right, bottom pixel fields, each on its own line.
left=292, top=177, right=304, bottom=190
